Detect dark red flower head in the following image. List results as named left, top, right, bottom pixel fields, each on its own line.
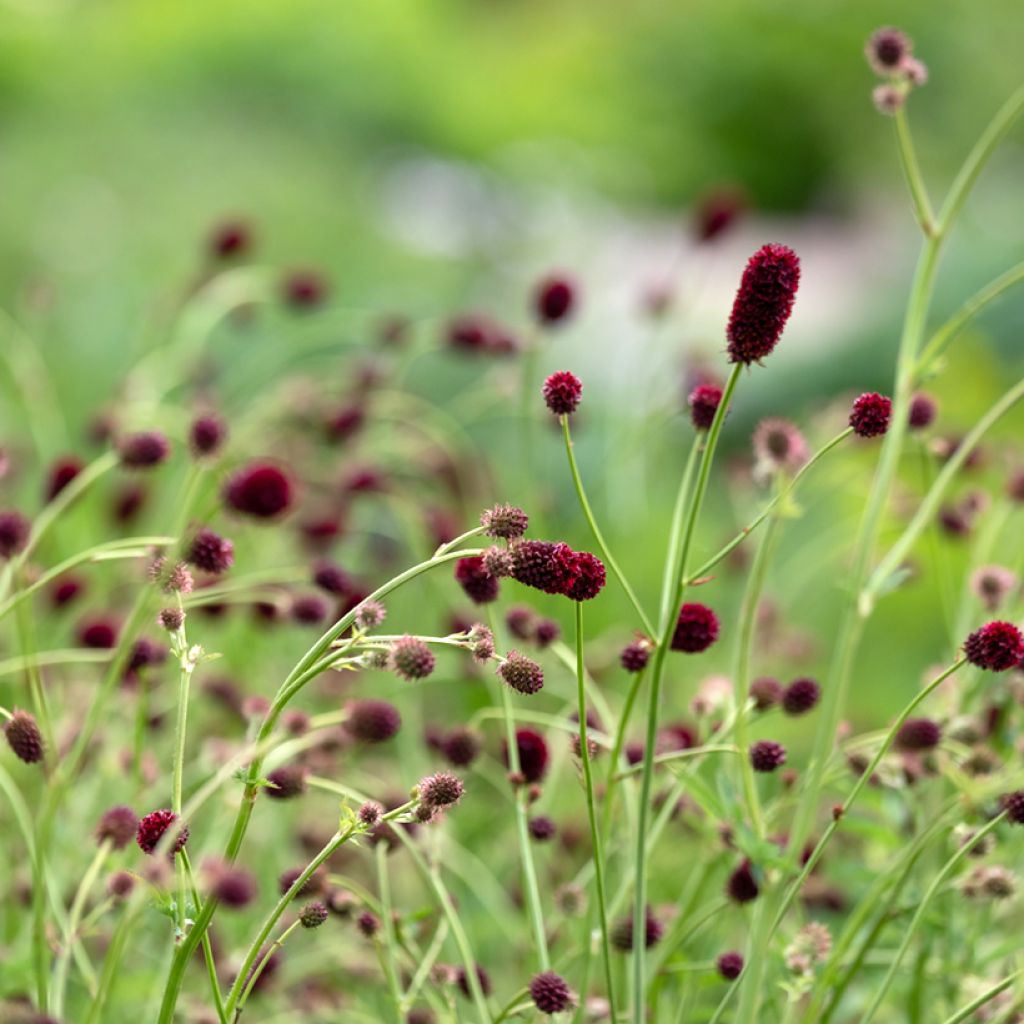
left=726, top=243, right=801, bottom=365
left=211, top=864, right=258, bottom=908
left=265, top=764, right=308, bottom=800
left=542, top=371, right=583, bottom=416
left=533, top=275, right=577, bottom=327
left=0, top=511, right=31, bottom=559
left=610, top=907, right=663, bottom=951
left=290, top=594, right=328, bottom=625
left=782, top=677, right=821, bottom=716
left=45, top=456, right=84, bottom=502
left=528, top=815, right=557, bottom=841
left=505, top=727, right=549, bottom=783
left=564, top=550, right=606, bottom=602
left=895, top=717, right=941, bottom=751
left=726, top=859, right=760, bottom=903
left=908, top=392, right=937, bottom=431
left=694, top=187, right=746, bottom=243
left=849, top=392, right=892, bottom=438
left=498, top=651, right=544, bottom=695
left=750, top=740, right=787, bottom=773
left=118, top=431, right=171, bottom=469
left=209, top=220, right=252, bottom=260
left=4, top=709, right=43, bottom=764
left=511, top=540, right=580, bottom=596
left=441, top=726, right=481, bottom=767
left=688, top=383, right=723, bottom=431
left=282, top=269, right=327, bottom=309
left=670, top=603, right=720, bottom=653
left=964, top=621, right=1024, bottom=672
left=225, top=462, right=293, bottom=519
left=77, top=615, right=119, bottom=649
left=136, top=809, right=188, bottom=855
left=529, top=971, right=575, bottom=1014
left=455, top=556, right=499, bottom=605
left=186, top=528, right=235, bottom=575
left=620, top=637, right=653, bottom=672
left=346, top=699, right=402, bottom=743
left=190, top=414, right=228, bottom=457
left=716, top=950, right=744, bottom=981
left=96, top=806, right=139, bottom=849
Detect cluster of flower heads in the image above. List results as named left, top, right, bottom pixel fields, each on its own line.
left=866, top=27, right=928, bottom=114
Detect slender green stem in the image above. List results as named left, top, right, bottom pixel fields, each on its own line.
left=860, top=813, right=1007, bottom=1024
left=562, top=415, right=654, bottom=635
left=376, top=843, right=404, bottom=1024
left=236, top=920, right=300, bottom=1017
left=171, top=625, right=193, bottom=931
left=180, top=850, right=227, bottom=1024
left=894, top=107, right=935, bottom=234
left=633, top=363, right=741, bottom=1024
left=574, top=602, right=617, bottom=1021
left=83, top=904, right=139, bottom=1024
left=659, top=436, right=701, bottom=630
left=940, top=970, right=1024, bottom=1024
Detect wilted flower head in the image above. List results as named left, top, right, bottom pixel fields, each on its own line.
left=726, top=243, right=801, bottom=365
left=753, top=418, right=808, bottom=477
left=962, top=865, right=1017, bottom=901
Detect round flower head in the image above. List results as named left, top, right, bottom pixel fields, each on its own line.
left=964, top=621, right=1024, bottom=672
left=533, top=275, right=577, bottom=326
left=189, top=414, right=227, bottom=457
left=441, top=726, right=481, bottom=767
left=717, top=950, right=744, bottom=981
left=529, top=971, right=575, bottom=1014
left=312, top=559, right=350, bottom=595
left=4, top=710, right=43, bottom=764
left=108, top=870, right=135, bottom=901
left=96, top=806, right=138, bottom=849
left=533, top=617, right=560, bottom=647
left=750, top=676, right=783, bottom=710
left=726, top=243, right=801, bottom=365
left=750, top=740, right=787, bottom=773
left=407, top=1010, right=436, bottom=1024
left=358, top=801, right=384, bottom=828
left=671, top=603, right=720, bottom=653
left=346, top=699, right=402, bottom=743
left=688, top=383, right=723, bottom=431
left=528, top=815, right=557, bottom=841
left=224, top=462, right=293, bottom=519
left=505, top=727, right=549, bottom=783
left=0, top=511, right=31, bottom=559
left=186, top=528, right=235, bottom=575
left=45, top=456, right=83, bottom=502
left=419, top=771, right=464, bottom=808
left=482, top=546, right=513, bottom=579
left=1001, top=790, right=1024, bottom=824
left=159, top=607, right=185, bottom=632
left=621, top=637, right=653, bottom=672
left=849, top=393, right=892, bottom=438
left=354, top=599, right=386, bottom=630
left=265, top=764, right=307, bottom=800
left=118, top=431, right=171, bottom=469
left=77, top=616, right=118, bottom=649
left=211, top=864, right=257, bottom=908
left=481, top=503, right=529, bottom=540
left=903, top=57, right=928, bottom=86
left=542, top=371, right=583, bottom=416
left=908, top=392, right=938, bottom=431
left=783, top=677, right=821, bottom=716
left=291, top=594, right=327, bottom=625
left=454, top=556, right=499, bottom=604
left=209, top=219, right=251, bottom=259
left=390, top=636, right=436, bottom=680
left=511, top=540, right=580, bottom=596
left=498, top=651, right=544, bottom=695
left=970, top=565, right=1018, bottom=612
left=726, top=860, right=760, bottom=903
left=610, top=907, right=663, bottom=951
left=456, top=965, right=493, bottom=999
left=872, top=85, right=904, bottom=116
left=564, top=550, right=606, bottom=602
left=136, top=809, right=188, bottom=856
left=895, top=717, right=941, bottom=752
left=282, top=269, right=327, bottom=309
left=299, top=901, right=329, bottom=928
left=753, top=418, right=808, bottom=476
left=467, top=623, right=496, bottom=662
left=866, top=27, right=912, bottom=75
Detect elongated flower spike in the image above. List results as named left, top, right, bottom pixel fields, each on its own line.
left=726, top=243, right=801, bottom=365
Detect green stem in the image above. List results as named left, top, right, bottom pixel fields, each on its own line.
left=376, top=843, right=404, bottom=1024
left=562, top=415, right=654, bottom=635
left=235, top=920, right=300, bottom=1017
left=940, top=969, right=1024, bottom=1024
left=894, top=107, right=936, bottom=234
left=659, top=435, right=701, bottom=630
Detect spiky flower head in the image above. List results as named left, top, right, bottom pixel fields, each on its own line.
left=159, top=607, right=185, bottom=632
left=4, top=710, right=43, bottom=764
left=346, top=699, right=402, bottom=743
left=224, top=462, right=294, bottom=519
left=118, top=431, right=171, bottom=468
left=783, top=677, right=821, bottom=716
left=726, top=243, right=801, bottom=365
left=481, top=503, right=529, bottom=540
left=753, top=418, right=808, bottom=476
left=670, top=603, right=720, bottom=653
left=717, top=951, right=744, bottom=980
left=510, top=540, right=579, bottom=596
left=356, top=910, right=380, bottom=938
left=482, top=546, right=514, bottom=579
left=186, top=528, right=235, bottom=575
left=785, top=921, right=833, bottom=974
left=467, top=623, right=495, bottom=662
left=849, top=393, right=892, bottom=438
left=564, top=550, right=607, bottom=602
left=895, top=717, right=941, bottom=752
left=419, top=771, right=465, bottom=808
left=136, top=809, right=188, bottom=856
left=688, top=383, right=723, bottom=431
left=529, top=971, right=575, bottom=1014
left=390, top=636, right=436, bottom=680
left=750, top=740, right=787, bottom=773
left=1002, top=790, right=1024, bottom=824
left=0, top=510, right=31, bottom=558
left=354, top=600, right=386, bottom=630
left=542, top=371, right=583, bottom=416
left=300, top=901, right=329, bottom=928
left=498, top=651, right=544, bottom=695
left=358, top=801, right=385, bottom=828
left=96, top=806, right=138, bottom=849
left=454, top=556, right=499, bottom=604
left=533, top=275, right=577, bottom=326
left=964, top=621, right=1024, bottom=672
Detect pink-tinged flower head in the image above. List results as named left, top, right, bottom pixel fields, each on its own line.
left=749, top=740, right=787, bottom=773
left=454, top=556, right=499, bottom=605
left=45, top=456, right=84, bottom=502
left=533, top=274, right=577, bottom=326
left=782, top=677, right=821, bottom=715
left=717, top=950, right=744, bottom=980
left=136, top=809, right=188, bottom=855
left=282, top=269, right=327, bottom=309
left=866, top=27, right=912, bottom=75
left=688, top=383, right=723, bottom=431
left=480, top=503, right=529, bottom=540
left=670, top=603, right=720, bottom=653
left=345, top=699, right=401, bottom=743
left=0, top=511, right=31, bottom=559
left=504, top=727, right=549, bottom=782
left=529, top=971, right=575, bottom=1014
left=209, top=219, right=252, bottom=260
left=225, top=462, right=293, bottom=519
left=726, top=243, right=800, bottom=365
left=564, top=550, right=606, bottom=602
left=971, top=565, right=1018, bottom=612
left=189, top=414, right=228, bottom=457
left=750, top=677, right=783, bottom=710
left=390, top=636, right=436, bottom=680
left=908, top=392, right=938, bottom=431
left=419, top=771, right=465, bottom=808
left=753, top=418, right=808, bottom=476
left=186, top=528, right=235, bottom=575
left=849, top=393, right=892, bottom=438
left=872, top=85, right=904, bottom=116
left=543, top=371, right=583, bottom=416
left=4, top=709, right=43, bottom=764
left=964, top=621, right=1024, bottom=672
left=498, top=651, right=544, bottom=695
left=118, top=431, right=171, bottom=469
left=511, top=540, right=580, bottom=596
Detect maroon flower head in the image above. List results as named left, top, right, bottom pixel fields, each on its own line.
left=850, top=392, right=892, bottom=438
left=506, top=605, right=536, bottom=640
left=299, top=901, right=329, bottom=928
left=717, top=950, right=744, bottom=981
left=51, top=574, right=85, bottom=608
left=620, top=637, right=652, bottom=672
left=529, top=971, right=575, bottom=1014
left=481, top=503, right=529, bottom=540
left=282, top=269, right=327, bottom=309
left=726, top=243, right=801, bottom=365
left=419, top=771, right=465, bottom=808
left=159, top=607, right=185, bottom=632
left=505, top=727, right=549, bottom=783
left=186, top=528, right=235, bottom=575
left=866, top=27, right=912, bottom=75
left=190, top=414, right=228, bottom=457
left=498, top=651, right=544, bottom=695
left=750, top=740, right=787, bottom=773
left=455, top=556, right=499, bottom=604
left=528, top=815, right=557, bottom=841
left=118, top=431, right=171, bottom=469
left=1001, top=790, right=1024, bottom=825
left=136, top=809, right=188, bottom=856
left=0, top=511, right=30, bottom=559
left=534, top=617, right=561, bottom=647
left=671, top=603, right=720, bottom=653
left=688, top=383, right=723, bottom=431
left=325, top=403, right=365, bottom=443
left=964, top=621, right=1024, bottom=672
left=128, top=636, right=167, bottom=673
left=390, top=636, right=436, bottom=680
left=533, top=275, right=577, bottom=327
left=224, top=462, right=293, bottom=519
left=564, top=550, right=607, bottom=602
left=726, top=860, right=760, bottom=903
left=291, top=594, right=328, bottom=625
left=265, top=764, right=308, bottom=800
left=95, top=806, right=138, bottom=849
left=4, top=709, right=43, bottom=764
left=209, top=219, right=251, bottom=260
left=694, top=187, right=746, bottom=243
left=45, top=456, right=84, bottom=502
left=358, top=801, right=384, bottom=828
left=511, top=540, right=580, bottom=596
left=346, top=699, right=402, bottom=743
left=211, top=865, right=257, bottom=908
left=441, top=726, right=481, bottom=767
left=543, top=371, right=583, bottom=416
left=311, top=558, right=350, bottom=596
left=908, top=392, right=938, bottom=431
left=895, top=717, right=941, bottom=752
left=77, top=615, right=119, bottom=649
left=611, top=907, right=663, bottom=951
left=782, top=677, right=821, bottom=716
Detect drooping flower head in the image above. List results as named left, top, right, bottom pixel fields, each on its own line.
left=726, top=243, right=801, bottom=365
